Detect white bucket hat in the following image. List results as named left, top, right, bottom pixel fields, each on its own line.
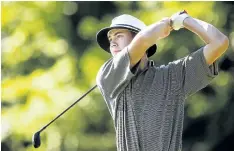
left=96, top=14, right=157, bottom=57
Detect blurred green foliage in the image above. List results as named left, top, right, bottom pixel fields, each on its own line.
left=1, top=1, right=234, bottom=151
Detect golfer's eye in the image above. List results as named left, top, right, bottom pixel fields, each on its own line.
left=116, top=34, right=123, bottom=38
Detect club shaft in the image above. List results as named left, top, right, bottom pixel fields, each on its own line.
left=39, top=85, right=97, bottom=133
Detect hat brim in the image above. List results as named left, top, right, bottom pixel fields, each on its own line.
left=96, top=26, right=157, bottom=57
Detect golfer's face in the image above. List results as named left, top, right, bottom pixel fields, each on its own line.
left=108, top=29, right=133, bottom=56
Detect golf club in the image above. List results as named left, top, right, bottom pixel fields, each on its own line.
left=32, top=85, right=97, bottom=148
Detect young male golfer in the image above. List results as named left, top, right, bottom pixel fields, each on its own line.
left=96, top=11, right=229, bottom=151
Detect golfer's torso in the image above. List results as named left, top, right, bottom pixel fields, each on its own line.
left=114, top=66, right=185, bottom=151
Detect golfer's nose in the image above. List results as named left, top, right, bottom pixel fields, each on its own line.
left=110, top=42, right=118, bottom=48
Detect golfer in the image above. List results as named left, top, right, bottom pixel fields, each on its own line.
left=96, top=11, right=229, bottom=151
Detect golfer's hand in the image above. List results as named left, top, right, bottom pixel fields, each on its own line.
left=170, top=10, right=189, bottom=30
left=158, top=17, right=173, bottom=39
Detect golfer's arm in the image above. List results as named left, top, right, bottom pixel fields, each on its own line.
left=183, top=17, right=229, bottom=65
left=127, top=21, right=167, bottom=67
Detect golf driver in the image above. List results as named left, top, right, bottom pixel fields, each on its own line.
left=32, top=85, right=97, bottom=148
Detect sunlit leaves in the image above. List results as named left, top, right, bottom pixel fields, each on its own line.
left=80, top=49, right=105, bottom=84
left=187, top=94, right=209, bottom=118
left=2, top=75, right=32, bottom=101
left=77, top=16, right=99, bottom=40
left=63, top=1, right=78, bottom=16
left=1, top=1, right=233, bottom=151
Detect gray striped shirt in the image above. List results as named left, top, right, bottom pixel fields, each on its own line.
left=96, top=47, right=218, bottom=151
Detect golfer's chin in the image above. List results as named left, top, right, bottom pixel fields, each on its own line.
left=111, top=50, right=121, bottom=56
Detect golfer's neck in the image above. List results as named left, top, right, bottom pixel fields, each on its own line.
left=139, top=55, right=148, bottom=70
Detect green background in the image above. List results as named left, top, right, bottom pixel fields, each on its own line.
left=1, top=1, right=234, bottom=151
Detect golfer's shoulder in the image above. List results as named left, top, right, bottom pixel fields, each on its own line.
left=96, top=58, right=113, bottom=83
left=153, top=63, right=170, bottom=72
left=152, top=62, right=179, bottom=75
left=98, top=58, right=113, bottom=74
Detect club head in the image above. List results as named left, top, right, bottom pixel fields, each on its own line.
left=32, top=131, right=41, bottom=148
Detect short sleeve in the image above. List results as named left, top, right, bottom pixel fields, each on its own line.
left=169, top=47, right=219, bottom=98
left=96, top=48, right=136, bottom=99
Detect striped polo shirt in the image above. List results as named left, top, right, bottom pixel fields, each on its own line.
left=96, top=47, right=218, bottom=151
